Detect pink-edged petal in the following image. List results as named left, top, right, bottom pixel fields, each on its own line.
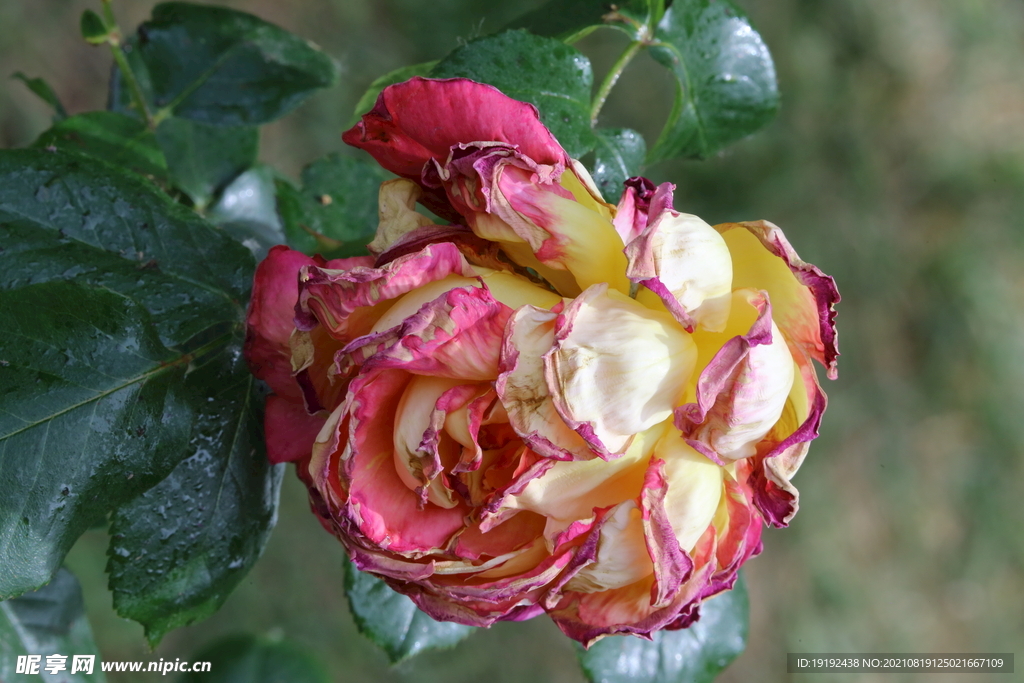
left=546, top=285, right=697, bottom=457
left=639, top=458, right=693, bottom=609
left=392, top=375, right=466, bottom=508
left=612, top=176, right=657, bottom=245
left=454, top=510, right=546, bottom=561
left=564, top=501, right=653, bottom=593
left=717, top=220, right=840, bottom=379
left=348, top=286, right=513, bottom=381
left=550, top=563, right=716, bottom=646
left=264, top=394, right=326, bottom=464
left=496, top=305, right=594, bottom=461
left=296, top=241, right=477, bottom=339
left=438, top=145, right=629, bottom=297
left=748, top=346, right=829, bottom=527
left=342, top=77, right=568, bottom=180
left=625, top=183, right=733, bottom=333
left=245, top=245, right=319, bottom=398
left=675, top=289, right=796, bottom=463
left=337, top=368, right=471, bottom=555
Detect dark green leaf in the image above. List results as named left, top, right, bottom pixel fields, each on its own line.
left=0, top=149, right=252, bottom=347
left=208, top=165, right=286, bottom=261
left=119, top=2, right=339, bottom=126
left=506, top=0, right=659, bottom=42
left=180, top=634, right=329, bottom=683
left=12, top=72, right=68, bottom=121
left=591, top=128, right=646, bottom=203
left=351, top=61, right=439, bottom=126
left=0, top=149, right=255, bottom=603
left=107, top=341, right=282, bottom=647
left=0, top=282, right=193, bottom=599
left=648, top=0, right=779, bottom=162
left=578, top=576, right=749, bottom=683
left=0, top=569, right=107, bottom=682
left=343, top=558, right=473, bottom=663
left=32, top=111, right=167, bottom=180
left=155, top=117, right=258, bottom=209
left=80, top=9, right=110, bottom=45
left=430, top=29, right=597, bottom=158
left=276, top=153, right=389, bottom=258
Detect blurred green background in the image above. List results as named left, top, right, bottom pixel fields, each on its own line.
left=2, top=0, right=1023, bottom=681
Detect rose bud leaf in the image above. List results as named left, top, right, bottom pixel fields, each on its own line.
left=648, top=0, right=779, bottom=162
left=0, top=568, right=104, bottom=674
left=577, top=573, right=749, bottom=683
left=275, top=153, right=391, bottom=259
left=343, top=559, right=474, bottom=664
left=108, top=3, right=339, bottom=127
left=590, top=127, right=647, bottom=203
left=430, top=29, right=598, bottom=158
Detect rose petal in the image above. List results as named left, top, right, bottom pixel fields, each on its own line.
left=245, top=246, right=319, bottom=398
left=717, top=221, right=840, bottom=379
left=369, top=178, right=438, bottom=256
left=297, top=241, right=477, bottom=339
left=564, top=501, right=654, bottom=593
left=265, top=394, right=327, bottom=464
left=439, top=145, right=629, bottom=297
left=502, top=424, right=663, bottom=523
left=675, top=289, right=796, bottom=463
left=343, top=76, right=567, bottom=180
left=350, top=285, right=513, bottom=381
left=497, top=305, right=594, bottom=461
left=625, top=183, right=733, bottom=333
left=546, top=284, right=697, bottom=456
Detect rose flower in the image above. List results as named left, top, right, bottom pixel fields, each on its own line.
left=244, top=77, right=838, bottom=645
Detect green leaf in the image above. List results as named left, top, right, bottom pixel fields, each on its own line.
left=0, top=149, right=252, bottom=347
left=591, top=128, right=646, bottom=203
left=208, top=165, right=286, bottom=261
left=180, top=634, right=329, bottom=683
left=430, top=29, right=597, bottom=159
left=351, top=61, right=439, bottom=126
left=118, top=2, right=339, bottom=126
left=647, top=0, right=779, bottom=162
left=578, top=576, right=749, bottom=683
left=0, top=282, right=194, bottom=599
left=343, top=558, right=473, bottom=663
left=276, top=153, right=389, bottom=258
left=155, top=117, right=258, bottom=209
left=506, top=0, right=660, bottom=43
left=0, top=149, right=255, bottom=603
left=12, top=72, right=68, bottom=121
left=31, top=111, right=167, bottom=180
left=80, top=9, right=110, bottom=45
left=0, top=569, right=107, bottom=682
left=107, top=342, right=282, bottom=647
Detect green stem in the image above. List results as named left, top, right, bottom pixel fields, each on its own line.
left=100, top=0, right=117, bottom=28
left=98, top=0, right=155, bottom=130
left=590, top=40, right=644, bottom=126
left=108, top=44, right=155, bottom=129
